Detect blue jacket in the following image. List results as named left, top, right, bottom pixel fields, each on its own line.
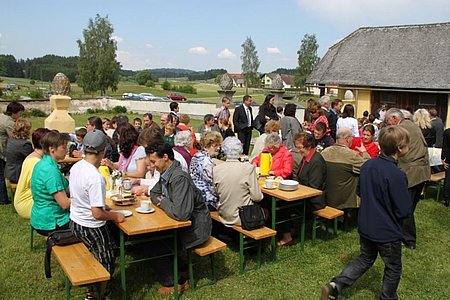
left=357, top=155, right=411, bottom=243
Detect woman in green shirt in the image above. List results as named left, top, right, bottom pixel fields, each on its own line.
left=31, top=131, right=71, bottom=236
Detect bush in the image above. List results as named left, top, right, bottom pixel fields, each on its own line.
left=145, top=80, right=155, bottom=87
left=162, top=80, right=171, bottom=90
left=28, top=89, right=44, bottom=99
left=173, top=85, right=197, bottom=94
left=22, top=108, right=47, bottom=117
left=112, top=106, right=127, bottom=114
left=30, top=80, right=35, bottom=85
left=86, top=108, right=107, bottom=114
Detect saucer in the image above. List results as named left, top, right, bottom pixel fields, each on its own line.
left=263, top=184, right=276, bottom=189
left=114, top=210, right=132, bottom=217
left=136, top=207, right=155, bottom=214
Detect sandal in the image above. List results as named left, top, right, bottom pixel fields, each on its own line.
left=277, top=239, right=294, bottom=247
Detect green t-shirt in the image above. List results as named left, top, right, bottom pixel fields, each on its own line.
left=30, top=154, right=69, bottom=230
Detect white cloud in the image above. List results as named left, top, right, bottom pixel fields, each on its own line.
left=267, top=47, right=281, bottom=54
left=145, top=43, right=154, bottom=48
left=111, top=36, right=124, bottom=43
left=188, top=46, right=208, bottom=54
left=217, top=48, right=236, bottom=59
left=116, top=50, right=177, bottom=70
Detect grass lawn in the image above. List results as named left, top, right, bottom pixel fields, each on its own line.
left=0, top=184, right=449, bottom=299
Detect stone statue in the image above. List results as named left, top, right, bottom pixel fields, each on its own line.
left=51, top=73, right=71, bottom=95
left=219, top=73, right=234, bottom=91
left=271, top=74, right=284, bottom=90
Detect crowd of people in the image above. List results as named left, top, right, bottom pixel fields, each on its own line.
left=0, top=94, right=446, bottom=299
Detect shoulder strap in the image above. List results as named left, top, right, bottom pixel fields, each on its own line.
left=45, top=237, right=54, bottom=278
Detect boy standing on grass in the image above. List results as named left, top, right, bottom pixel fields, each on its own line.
left=321, top=126, right=411, bottom=300
left=69, top=130, right=125, bottom=299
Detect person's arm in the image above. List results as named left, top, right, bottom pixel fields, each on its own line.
left=232, top=107, right=240, bottom=132
left=53, top=191, right=71, bottom=210
left=124, top=157, right=146, bottom=178
left=388, top=171, right=412, bottom=219
left=159, top=176, right=194, bottom=221
left=91, top=207, right=125, bottom=222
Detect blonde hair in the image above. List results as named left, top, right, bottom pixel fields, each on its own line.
left=12, top=118, right=32, bottom=139
left=413, top=108, right=432, bottom=129
left=200, top=131, right=223, bottom=149
left=264, top=120, right=281, bottom=133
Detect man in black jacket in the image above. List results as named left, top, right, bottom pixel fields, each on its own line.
left=233, top=95, right=253, bottom=155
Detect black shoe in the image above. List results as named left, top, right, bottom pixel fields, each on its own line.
left=321, top=282, right=338, bottom=300
left=444, top=199, right=449, bottom=207
left=403, top=243, right=416, bottom=250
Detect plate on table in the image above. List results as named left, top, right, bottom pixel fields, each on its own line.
left=136, top=207, right=156, bottom=214
left=114, top=210, right=132, bottom=217
left=111, top=194, right=136, bottom=206
left=262, top=184, right=276, bottom=189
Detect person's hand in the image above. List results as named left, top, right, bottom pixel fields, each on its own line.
left=356, top=143, right=367, bottom=153
left=130, top=178, right=140, bottom=185
left=156, top=195, right=164, bottom=207
left=269, top=171, right=275, bottom=176
left=115, top=212, right=125, bottom=223
left=105, top=205, right=111, bottom=211
left=265, top=115, right=270, bottom=120
left=72, top=150, right=82, bottom=158
left=443, top=159, right=449, bottom=169
left=101, top=158, right=113, bottom=169
left=131, top=185, right=148, bottom=196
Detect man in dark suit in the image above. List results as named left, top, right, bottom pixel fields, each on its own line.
left=233, top=95, right=253, bottom=155
left=328, top=98, right=343, bottom=141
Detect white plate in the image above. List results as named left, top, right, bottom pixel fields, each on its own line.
left=114, top=210, right=132, bottom=217
left=262, top=184, right=276, bottom=189
left=136, top=207, right=156, bottom=214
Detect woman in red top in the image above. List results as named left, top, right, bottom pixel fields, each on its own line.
left=252, top=133, right=293, bottom=179
left=351, top=124, right=379, bottom=158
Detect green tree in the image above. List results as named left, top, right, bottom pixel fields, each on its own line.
left=135, top=70, right=154, bottom=85
left=162, top=80, right=172, bottom=90
left=240, top=37, right=260, bottom=90
left=295, top=34, right=320, bottom=88
left=77, top=14, right=121, bottom=95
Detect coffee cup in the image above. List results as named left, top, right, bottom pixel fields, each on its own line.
left=265, top=179, right=274, bottom=188
left=140, top=200, right=151, bottom=211
left=123, top=179, right=132, bottom=192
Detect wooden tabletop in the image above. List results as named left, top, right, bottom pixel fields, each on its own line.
left=106, top=196, right=191, bottom=236
left=261, top=184, right=323, bottom=201
left=59, top=156, right=82, bottom=164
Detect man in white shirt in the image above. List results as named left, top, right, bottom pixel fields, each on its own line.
left=69, top=130, right=125, bottom=299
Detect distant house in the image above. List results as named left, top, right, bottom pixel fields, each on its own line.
left=307, top=22, right=450, bottom=126
left=260, top=73, right=295, bottom=89
left=229, top=73, right=245, bottom=88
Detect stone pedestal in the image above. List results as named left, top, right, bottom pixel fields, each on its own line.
left=44, top=94, right=75, bottom=133
left=217, top=90, right=236, bottom=104
left=271, top=89, right=285, bottom=107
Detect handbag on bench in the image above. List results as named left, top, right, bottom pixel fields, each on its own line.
left=238, top=204, right=265, bottom=231
left=44, top=229, right=81, bottom=278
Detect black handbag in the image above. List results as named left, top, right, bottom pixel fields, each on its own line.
left=238, top=205, right=265, bottom=231
left=44, top=229, right=81, bottom=278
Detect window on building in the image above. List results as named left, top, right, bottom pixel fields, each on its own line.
left=418, top=94, right=437, bottom=106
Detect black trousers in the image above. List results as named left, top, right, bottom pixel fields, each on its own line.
left=402, top=182, right=425, bottom=246
left=333, top=236, right=402, bottom=300
left=0, top=158, right=8, bottom=204
left=237, top=127, right=252, bottom=155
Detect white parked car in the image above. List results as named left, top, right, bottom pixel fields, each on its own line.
left=140, top=93, right=160, bottom=101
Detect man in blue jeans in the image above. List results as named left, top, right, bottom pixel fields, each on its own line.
left=321, top=126, right=412, bottom=300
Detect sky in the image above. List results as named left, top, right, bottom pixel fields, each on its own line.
left=1, top=0, right=449, bottom=73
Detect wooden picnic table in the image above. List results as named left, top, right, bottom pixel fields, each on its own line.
left=107, top=196, right=191, bottom=300
left=58, top=156, right=82, bottom=164
left=260, top=184, right=323, bottom=258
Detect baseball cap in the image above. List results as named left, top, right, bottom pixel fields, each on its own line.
left=83, top=129, right=107, bottom=154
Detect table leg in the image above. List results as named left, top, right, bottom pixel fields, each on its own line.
left=173, top=230, right=179, bottom=300
left=120, top=231, right=126, bottom=300
left=300, top=201, right=305, bottom=251
left=271, top=196, right=277, bottom=261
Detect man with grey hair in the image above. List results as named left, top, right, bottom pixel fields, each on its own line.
left=213, top=137, right=263, bottom=226
left=321, top=128, right=370, bottom=209
left=385, top=108, right=430, bottom=249
left=319, top=95, right=331, bottom=112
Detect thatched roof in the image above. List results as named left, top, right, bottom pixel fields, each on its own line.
left=307, top=22, right=450, bottom=90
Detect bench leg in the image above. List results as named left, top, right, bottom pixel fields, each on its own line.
left=188, top=251, right=195, bottom=290
left=64, top=276, right=70, bottom=300
left=437, top=182, right=442, bottom=201
left=239, top=233, right=244, bottom=274
left=119, top=231, right=126, bottom=300
left=333, top=218, right=338, bottom=236
left=312, top=216, right=317, bottom=245
left=256, top=240, right=262, bottom=269
left=210, top=254, right=217, bottom=283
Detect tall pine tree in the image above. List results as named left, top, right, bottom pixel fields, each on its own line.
left=241, top=37, right=260, bottom=90
left=77, top=14, right=120, bottom=95
left=295, top=34, right=319, bottom=88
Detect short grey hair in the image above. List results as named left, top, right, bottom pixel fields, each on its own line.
left=385, top=108, right=404, bottom=121
left=264, top=133, right=282, bottom=148
left=174, top=131, right=193, bottom=148
left=336, top=128, right=352, bottom=140
left=400, top=109, right=412, bottom=120
left=221, top=137, right=242, bottom=159
left=318, top=95, right=330, bottom=105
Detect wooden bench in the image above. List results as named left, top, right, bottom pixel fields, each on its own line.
left=210, top=211, right=276, bottom=273
left=312, top=206, right=344, bottom=244
left=188, top=236, right=226, bottom=290
left=425, top=171, right=445, bottom=201
left=52, top=242, right=110, bottom=299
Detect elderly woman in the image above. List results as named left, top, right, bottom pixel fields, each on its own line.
left=31, top=131, right=71, bottom=236
left=189, top=131, right=223, bottom=210
left=173, top=130, right=193, bottom=167
left=14, top=128, right=50, bottom=219
left=252, top=133, right=293, bottom=179
left=214, top=137, right=263, bottom=226
left=351, top=124, right=380, bottom=158
left=275, top=132, right=327, bottom=246
left=413, top=108, right=435, bottom=147
left=280, top=103, right=302, bottom=150
left=250, top=120, right=281, bottom=162
left=102, top=123, right=147, bottom=179
left=337, top=104, right=359, bottom=137
left=5, top=118, right=33, bottom=183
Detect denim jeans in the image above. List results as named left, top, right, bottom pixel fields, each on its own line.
left=333, top=236, right=402, bottom=300
left=0, top=158, right=9, bottom=204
